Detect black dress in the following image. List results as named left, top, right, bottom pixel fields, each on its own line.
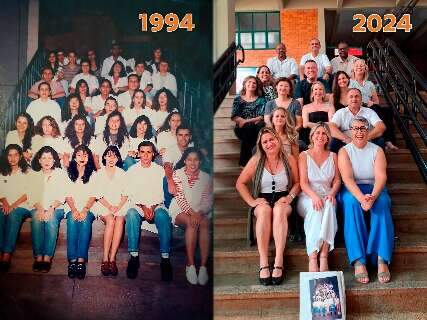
left=300, top=111, right=329, bottom=145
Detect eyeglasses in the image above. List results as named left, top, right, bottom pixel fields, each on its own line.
left=338, top=47, right=348, bottom=51
left=351, top=126, right=368, bottom=132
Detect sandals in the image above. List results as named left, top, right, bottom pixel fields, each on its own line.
left=259, top=266, right=271, bottom=286
left=378, top=258, right=391, bottom=284
left=354, top=260, right=369, bottom=284
left=271, top=266, right=284, bottom=285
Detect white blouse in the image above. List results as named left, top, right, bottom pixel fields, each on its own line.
left=0, top=170, right=31, bottom=209
left=64, top=176, right=97, bottom=212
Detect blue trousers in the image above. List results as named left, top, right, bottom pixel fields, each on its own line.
left=66, top=211, right=95, bottom=261
left=340, top=184, right=394, bottom=265
left=31, top=209, right=64, bottom=257
left=163, top=176, right=174, bottom=209
left=0, top=207, right=31, bottom=253
left=125, top=207, right=172, bottom=254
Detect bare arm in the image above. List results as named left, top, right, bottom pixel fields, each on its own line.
left=295, top=115, right=303, bottom=132
left=367, top=121, right=386, bottom=140
left=299, top=65, right=305, bottom=81
left=329, top=122, right=351, bottom=143
left=235, top=156, right=265, bottom=207
left=298, top=152, right=320, bottom=200
left=371, top=148, right=387, bottom=200
left=328, top=153, right=341, bottom=197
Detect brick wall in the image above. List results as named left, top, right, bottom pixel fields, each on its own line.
left=239, top=9, right=318, bottom=68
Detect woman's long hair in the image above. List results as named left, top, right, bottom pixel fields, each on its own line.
left=31, top=146, right=61, bottom=171
left=103, top=111, right=129, bottom=148
left=67, top=145, right=97, bottom=184
left=130, top=89, right=147, bottom=109
left=101, top=145, right=123, bottom=168
left=271, top=107, right=298, bottom=144
left=256, top=65, right=275, bottom=87
left=129, top=115, right=154, bottom=140
left=108, top=61, right=127, bottom=77
left=240, top=75, right=263, bottom=97
left=174, top=147, right=205, bottom=171
left=13, top=112, right=34, bottom=152
left=157, top=111, right=181, bottom=134
left=152, top=88, right=179, bottom=112
left=64, top=114, right=94, bottom=149
left=76, top=79, right=90, bottom=97
left=62, top=93, right=87, bottom=122
left=332, top=70, right=350, bottom=109
left=0, top=144, right=29, bottom=175
left=35, top=116, right=61, bottom=138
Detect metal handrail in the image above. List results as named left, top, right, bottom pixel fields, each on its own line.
left=0, top=48, right=46, bottom=147
left=367, top=39, right=427, bottom=182
left=213, top=42, right=245, bottom=113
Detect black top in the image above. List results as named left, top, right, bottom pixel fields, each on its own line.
left=295, top=78, right=331, bottom=106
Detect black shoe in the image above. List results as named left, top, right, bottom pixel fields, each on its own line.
left=40, top=261, right=52, bottom=273
left=68, top=262, right=77, bottom=279
left=32, top=260, right=43, bottom=272
left=259, top=266, right=271, bottom=286
left=126, top=256, right=140, bottom=279
left=0, top=261, right=10, bottom=272
left=160, top=257, right=173, bottom=282
left=271, top=266, right=284, bottom=286
left=76, top=262, right=86, bottom=279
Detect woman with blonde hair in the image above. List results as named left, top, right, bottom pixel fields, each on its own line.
left=349, top=59, right=397, bottom=150
left=270, top=107, right=299, bottom=160
left=236, top=127, right=300, bottom=285
left=297, top=122, right=340, bottom=272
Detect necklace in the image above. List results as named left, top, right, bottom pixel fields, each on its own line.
left=267, top=157, right=279, bottom=193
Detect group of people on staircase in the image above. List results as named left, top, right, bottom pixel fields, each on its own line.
left=234, top=40, right=395, bottom=286
left=0, top=43, right=212, bottom=286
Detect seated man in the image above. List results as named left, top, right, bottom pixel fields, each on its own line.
left=124, top=141, right=173, bottom=281
left=101, top=43, right=128, bottom=78
left=117, top=74, right=140, bottom=111
left=61, top=51, right=80, bottom=85
left=28, top=66, right=65, bottom=102
left=295, top=60, right=331, bottom=106
left=329, top=88, right=386, bottom=153
left=69, top=58, right=99, bottom=95
left=266, top=43, right=298, bottom=80
left=330, top=40, right=359, bottom=75
left=152, top=60, right=177, bottom=97
left=299, top=38, right=332, bottom=81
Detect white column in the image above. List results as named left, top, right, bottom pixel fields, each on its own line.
left=213, top=0, right=236, bottom=62
left=318, top=7, right=326, bottom=53
left=27, top=0, right=39, bottom=64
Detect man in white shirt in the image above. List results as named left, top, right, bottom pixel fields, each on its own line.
left=69, top=59, right=99, bottom=95
left=117, top=74, right=140, bottom=111
left=330, top=40, right=359, bottom=75
left=101, top=43, right=128, bottom=78
left=124, top=141, right=173, bottom=281
left=266, top=43, right=298, bottom=80
left=152, top=60, right=178, bottom=97
left=133, top=61, right=153, bottom=94
left=299, top=38, right=332, bottom=81
left=329, top=88, right=386, bottom=152
left=28, top=67, right=66, bottom=101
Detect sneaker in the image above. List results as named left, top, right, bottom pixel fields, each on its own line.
left=160, top=257, right=172, bottom=282
left=198, top=266, right=209, bottom=285
left=126, top=256, right=140, bottom=279
left=185, top=265, right=198, bottom=285
left=76, top=262, right=86, bottom=279
left=68, top=262, right=77, bottom=279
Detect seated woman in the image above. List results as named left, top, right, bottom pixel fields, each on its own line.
left=61, top=93, right=90, bottom=134
left=93, top=111, right=130, bottom=168
left=232, top=76, right=266, bottom=167
left=169, top=148, right=212, bottom=285
left=0, top=144, right=31, bottom=271
left=151, top=88, right=179, bottom=131
left=28, top=146, right=67, bottom=273
left=270, top=107, right=299, bottom=160
left=63, top=115, right=95, bottom=169
left=65, top=145, right=97, bottom=279
left=338, top=116, right=394, bottom=284
left=94, top=97, right=119, bottom=136
left=92, top=146, right=128, bottom=276
left=122, top=89, right=149, bottom=128
left=297, top=123, right=340, bottom=272
left=156, top=111, right=182, bottom=157
left=5, top=112, right=35, bottom=163
left=32, top=116, right=66, bottom=162
left=106, top=61, right=128, bottom=95
left=91, top=79, right=113, bottom=116
left=146, top=47, right=163, bottom=74
left=236, top=127, right=300, bottom=285
left=87, top=49, right=101, bottom=80
left=300, top=81, right=335, bottom=146
left=46, top=50, right=60, bottom=76
left=332, top=71, right=350, bottom=111
left=256, top=65, right=277, bottom=101
left=350, top=59, right=398, bottom=150
left=124, top=115, right=156, bottom=171
left=75, top=79, right=93, bottom=115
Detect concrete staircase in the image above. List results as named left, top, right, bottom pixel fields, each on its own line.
left=213, top=96, right=427, bottom=319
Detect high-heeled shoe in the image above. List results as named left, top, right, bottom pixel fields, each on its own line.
left=271, top=266, right=284, bottom=285
left=259, top=266, right=271, bottom=286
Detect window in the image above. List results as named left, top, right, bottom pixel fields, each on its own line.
left=235, top=12, right=280, bottom=50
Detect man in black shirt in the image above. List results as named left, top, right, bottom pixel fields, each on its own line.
left=295, top=60, right=331, bottom=106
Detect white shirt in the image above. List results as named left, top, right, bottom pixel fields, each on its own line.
left=64, top=177, right=96, bottom=212
left=5, top=130, right=24, bottom=149
left=139, top=70, right=153, bottom=90
left=125, top=162, right=165, bottom=207
left=105, top=76, right=128, bottom=93
left=330, top=55, right=359, bottom=75
left=349, top=79, right=376, bottom=104
left=129, top=136, right=156, bottom=153
left=156, top=131, right=177, bottom=152
left=117, top=91, right=133, bottom=110
left=163, top=143, right=184, bottom=167
left=70, top=73, right=99, bottom=94
left=343, top=142, right=378, bottom=185
left=94, top=115, right=108, bottom=136
left=62, top=136, right=96, bottom=156
left=152, top=110, right=170, bottom=131
left=266, top=56, right=298, bottom=79
left=92, top=167, right=127, bottom=205
left=101, top=56, right=128, bottom=78
left=27, top=169, right=68, bottom=210
left=26, top=98, right=62, bottom=125
left=122, top=107, right=149, bottom=127
left=0, top=170, right=31, bottom=209
left=91, top=95, right=107, bottom=113
left=152, top=72, right=177, bottom=97
left=300, top=53, right=331, bottom=77
left=331, top=106, right=382, bottom=137
left=31, top=135, right=66, bottom=155
left=93, top=134, right=130, bottom=160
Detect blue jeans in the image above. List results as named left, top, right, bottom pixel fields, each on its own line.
left=123, top=156, right=138, bottom=171
left=125, top=207, right=172, bottom=254
left=31, top=209, right=64, bottom=257
left=163, top=176, right=174, bottom=209
left=0, top=207, right=31, bottom=253
left=66, top=211, right=95, bottom=261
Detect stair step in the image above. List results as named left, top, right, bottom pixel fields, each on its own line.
left=214, top=233, right=427, bottom=275
left=214, top=269, right=427, bottom=318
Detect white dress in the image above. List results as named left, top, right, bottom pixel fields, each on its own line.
left=296, top=151, right=337, bottom=256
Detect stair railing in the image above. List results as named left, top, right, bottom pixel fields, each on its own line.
left=367, top=38, right=427, bottom=183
